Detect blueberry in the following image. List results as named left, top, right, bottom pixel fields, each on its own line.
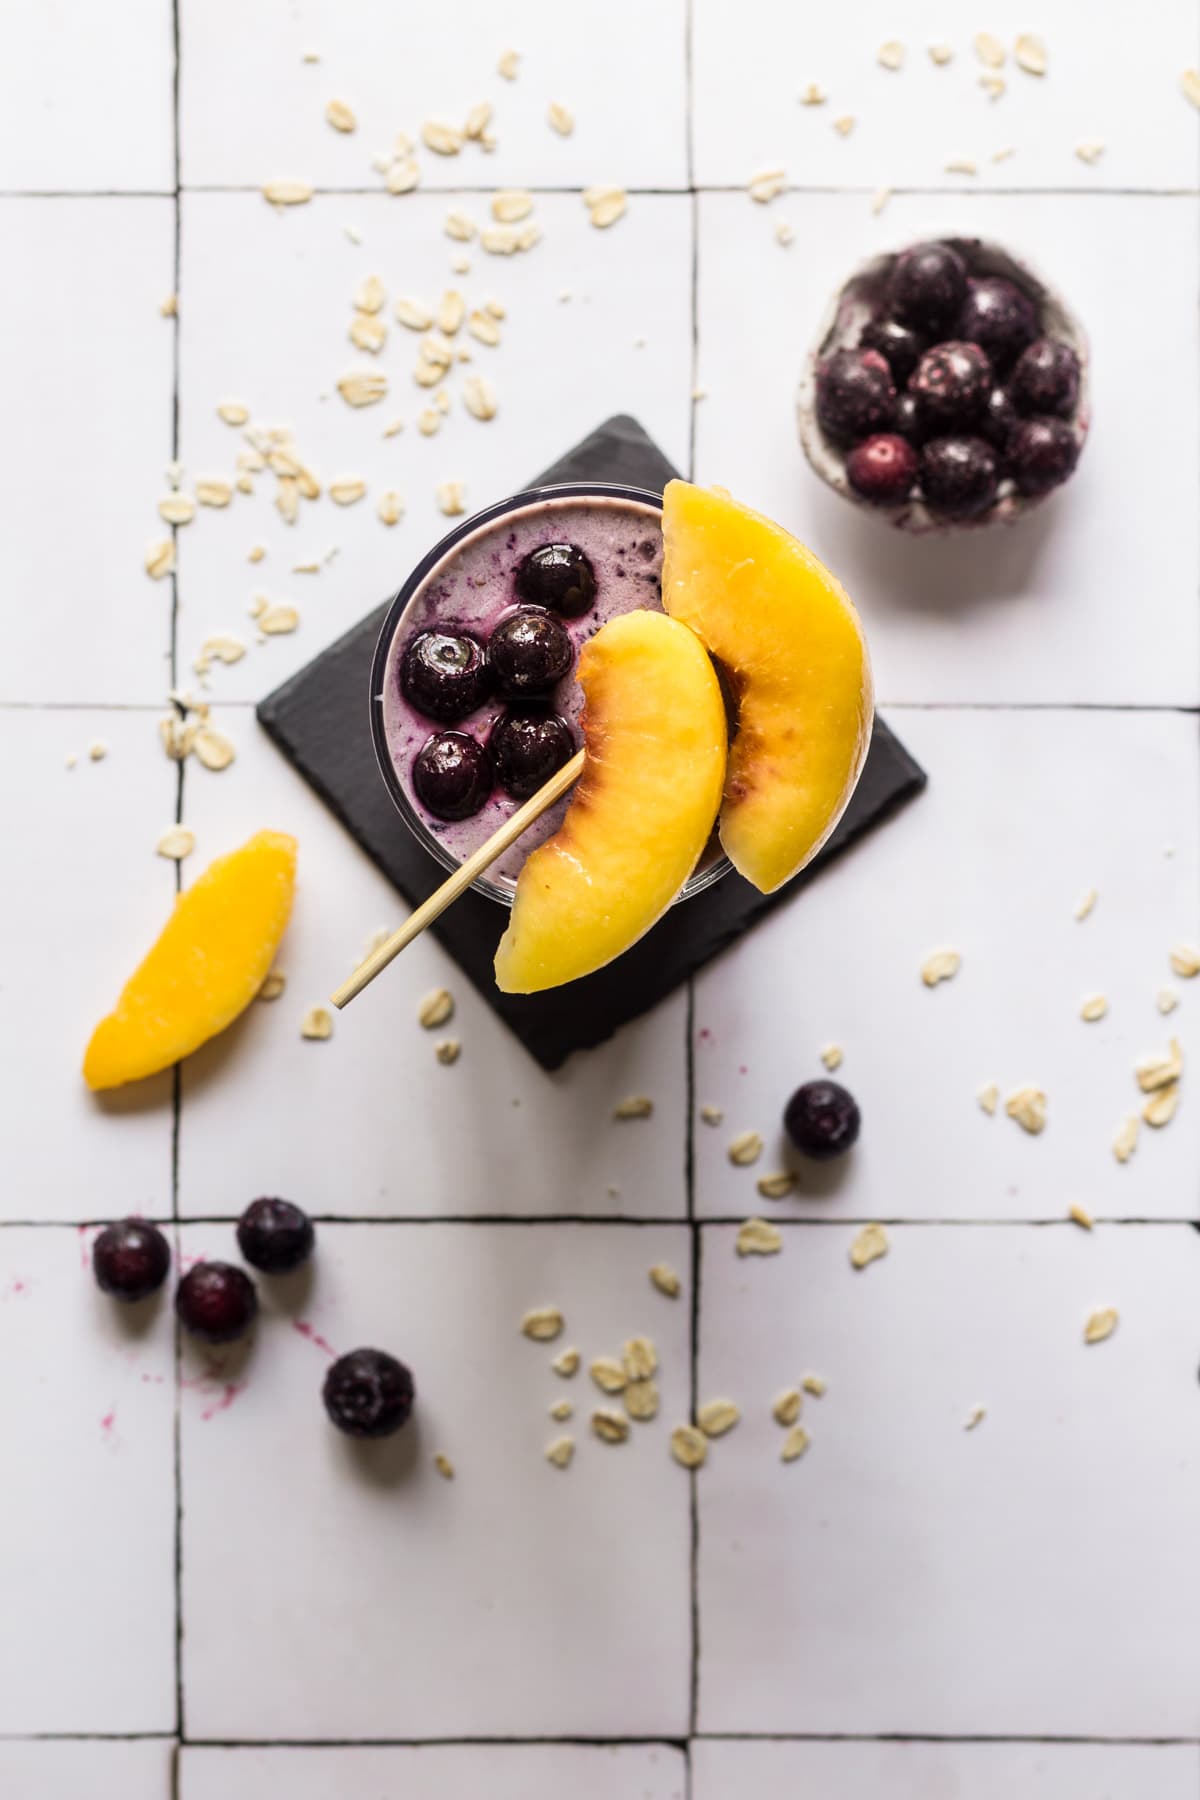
left=845, top=433, right=919, bottom=505
left=236, top=1198, right=315, bottom=1274
left=516, top=543, right=597, bottom=619
left=399, top=630, right=490, bottom=723
left=323, top=1347, right=414, bottom=1438
left=1009, top=337, right=1080, bottom=418
left=886, top=242, right=968, bottom=334
left=412, top=731, right=493, bottom=822
left=859, top=316, right=926, bottom=386
left=488, top=609, right=574, bottom=697
left=93, top=1219, right=170, bottom=1302
left=956, top=276, right=1038, bottom=372
left=175, top=1262, right=257, bottom=1343
left=910, top=341, right=992, bottom=432
left=489, top=708, right=575, bottom=800
left=1008, top=416, right=1080, bottom=497
left=919, top=435, right=999, bottom=517
left=784, top=1080, right=861, bottom=1161
left=815, top=346, right=895, bottom=444
left=893, top=390, right=927, bottom=446
left=980, top=386, right=1019, bottom=455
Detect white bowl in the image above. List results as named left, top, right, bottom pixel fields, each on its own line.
left=797, top=235, right=1091, bottom=533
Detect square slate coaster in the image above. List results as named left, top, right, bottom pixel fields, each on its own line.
left=258, top=417, right=927, bottom=1069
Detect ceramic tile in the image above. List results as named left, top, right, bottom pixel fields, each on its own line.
left=176, top=717, right=689, bottom=1218
left=0, top=1228, right=176, bottom=1733
left=0, top=709, right=177, bottom=1224
left=0, top=1741, right=174, bottom=1800
left=694, top=189, right=1200, bottom=706
left=181, top=1743, right=685, bottom=1799
left=175, top=189, right=692, bottom=700
left=695, top=1220, right=1200, bottom=1736
left=692, top=1741, right=1200, bottom=1800
left=693, top=0, right=1200, bottom=192
left=694, top=708, right=1200, bottom=1221
left=179, top=0, right=687, bottom=192
left=179, top=1221, right=692, bottom=1737
left=0, top=198, right=176, bottom=705
left=0, top=0, right=174, bottom=193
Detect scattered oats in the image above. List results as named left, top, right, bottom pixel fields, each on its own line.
left=263, top=179, right=314, bottom=206
left=260, top=603, right=299, bottom=636
left=337, top=371, right=388, bottom=407
left=165, top=458, right=184, bottom=488
left=799, top=82, right=827, bottom=104
left=483, top=297, right=506, bottom=320
left=87, top=739, right=108, bottom=762
left=463, top=374, right=498, bottom=421
left=1068, top=1201, right=1095, bottom=1230
left=992, top=145, right=1016, bottom=163
left=464, top=100, right=492, bottom=140
left=450, top=254, right=471, bottom=277
left=193, top=632, right=246, bottom=675
left=158, top=494, right=196, bottom=526
left=774, top=219, right=795, bottom=246
left=433, top=1452, right=454, bottom=1479
left=216, top=400, right=250, bottom=427
left=467, top=309, right=502, bottom=348
left=1182, top=69, right=1200, bottom=110
left=736, top=1217, right=782, bottom=1257
left=613, top=1095, right=653, bottom=1120
left=418, top=988, right=454, bottom=1030
left=549, top=1399, right=573, bottom=1422
left=699, top=1104, right=723, bottom=1127
left=624, top=1379, right=659, bottom=1421
left=945, top=157, right=978, bottom=176
left=921, top=948, right=961, bottom=987
left=349, top=311, right=387, bottom=353
left=583, top=185, right=627, bottom=229
left=385, top=158, right=420, bottom=195
left=802, top=1374, right=827, bottom=1397
left=329, top=476, right=367, bottom=506
left=196, top=476, right=233, bottom=508
left=558, top=288, right=573, bottom=302
left=832, top=115, right=855, bottom=136
left=1074, top=888, right=1098, bottom=921
left=497, top=47, right=520, bottom=80
left=159, top=712, right=196, bottom=762
left=977, top=1082, right=999, bottom=1116
left=590, top=1357, right=628, bottom=1395
left=275, top=477, right=299, bottom=524
left=1143, top=1082, right=1180, bottom=1129
left=964, top=1404, right=986, bottom=1431
left=623, top=1337, right=657, bottom=1381
left=437, top=480, right=466, bottom=516
left=300, top=1005, right=333, bottom=1041
left=444, top=209, right=476, bottom=243
left=1014, top=33, right=1047, bottom=76
left=1006, top=1086, right=1047, bottom=1135
left=756, top=1172, right=797, bottom=1201
left=301, top=48, right=320, bottom=63
left=877, top=39, right=905, bottom=70
left=193, top=724, right=236, bottom=771
left=749, top=167, right=787, bottom=203
left=325, top=97, right=356, bottom=133
left=773, top=1388, right=802, bottom=1427
left=480, top=224, right=522, bottom=254
left=1076, top=139, right=1105, bottom=166
left=1084, top=1307, right=1118, bottom=1345
left=820, top=1042, right=844, bottom=1072
left=144, top=537, right=175, bottom=579
left=552, top=1347, right=581, bottom=1377
left=1157, top=987, right=1179, bottom=1015
left=928, top=42, right=953, bottom=65
left=160, top=293, right=177, bottom=317
left=291, top=561, right=320, bottom=575
left=64, top=753, right=77, bottom=769
left=395, top=298, right=435, bottom=337
left=1169, top=944, right=1200, bottom=978
left=522, top=1307, right=564, bottom=1343
left=781, top=1425, right=810, bottom=1463
left=546, top=100, right=575, bottom=137
left=545, top=1435, right=574, bottom=1469
left=649, top=1263, right=681, bottom=1298
left=435, top=1038, right=461, bottom=1066
left=376, top=490, right=405, bottom=527
left=850, top=1222, right=889, bottom=1270
left=592, top=1408, right=630, bottom=1445
left=974, top=31, right=1006, bottom=68
left=422, top=119, right=463, bottom=156
left=728, top=1130, right=764, bottom=1167
left=1136, top=1038, right=1183, bottom=1092
left=698, top=1398, right=740, bottom=1438
left=234, top=471, right=254, bottom=497
left=871, top=187, right=893, bottom=215
left=257, top=970, right=286, bottom=1002
left=1080, top=994, right=1108, bottom=1023
left=1112, top=1114, right=1139, bottom=1164
left=670, top=1424, right=708, bottom=1469
left=344, top=223, right=363, bottom=245
left=979, top=74, right=1006, bottom=100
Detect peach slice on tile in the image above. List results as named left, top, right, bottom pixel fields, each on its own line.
left=494, top=610, right=726, bottom=993
left=661, top=479, right=873, bottom=893
left=83, top=830, right=297, bottom=1090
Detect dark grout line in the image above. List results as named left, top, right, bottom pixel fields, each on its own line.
left=4, top=1728, right=1199, bottom=1748
left=2, top=1214, right=1197, bottom=1230
left=181, top=1734, right=693, bottom=1749
left=169, top=0, right=185, bottom=1754
left=692, top=1731, right=1200, bottom=1746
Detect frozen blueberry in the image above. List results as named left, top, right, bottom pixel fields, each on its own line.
left=886, top=241, right=968, bottom=334
left=893, top=390, right=927, bottom=446
left=412, top=731, right=493, bottom=822
left=979, top=386, right=1019, bottom=455
left=489, top=708, right=575, bottom=800
left=516, top=543, right=597, bottom=619
left=93, top=1219, right=170, bottom=1302
left=919, top=435, right=999, bottom=517
left=1009, top=337, right=1080, bottom=418
left=815, top=346, right=895, bottom=444
left=175, top=1262, right=257, bottom=1344
left=323, top=1347, right=415, bottom=1438
left=859, top=316, right=926, bottom=386
left=909, top=341, right=992, bottom=432
left=488, top=609, right=574, bottom=697
left=399, top=629, right=490, bottom=723
left=1008, top=416, right=1080, bottom=496
left=784, top=1080, right=861, bottom=1161
left=236, top=1198, right=315, bottom=1274
left=845, top=433, right=919, bottom=505
left=956, top=275, right=1038, bottom=372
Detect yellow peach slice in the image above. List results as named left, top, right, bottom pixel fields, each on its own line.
left=494, top=610, right=726, bottom=993
left=662, top=479, right=873, bottom=893
left=83, top=830, right=297, bottom=1090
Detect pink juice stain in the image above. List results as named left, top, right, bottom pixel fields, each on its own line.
left=100, top=1410, right=116, bottom=1436
left=200, top=1383, right=243, bottom=1423
left=78, top=1225, right=91, bottom=1269
left=294, top=1320, right=337, bottom=1358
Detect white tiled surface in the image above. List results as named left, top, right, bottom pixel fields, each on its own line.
left=7, top=0, right=1200, bottom=1788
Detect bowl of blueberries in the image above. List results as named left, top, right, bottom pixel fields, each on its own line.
left=798, top=236, right=1089, bottom=530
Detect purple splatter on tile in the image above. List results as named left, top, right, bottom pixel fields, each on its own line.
left=294, top=1320, right=338, bottom=1359
left=200, top=1382, right=243, bottom=1423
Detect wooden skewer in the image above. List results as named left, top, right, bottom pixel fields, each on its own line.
left=330, top=748, right=585, bottom=1010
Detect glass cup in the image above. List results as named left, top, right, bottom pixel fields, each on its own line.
left=370, top=481, right=732, bottom=907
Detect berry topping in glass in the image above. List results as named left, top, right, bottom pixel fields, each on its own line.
left=489, top=708, right=576, bottom=800
left=399, top=629, right=490, bottom=723
left=412, top=731, right=493, bottom=822
left=488, top=609, right=574, bottom=698
left=516, top=542, right=597, bottom=618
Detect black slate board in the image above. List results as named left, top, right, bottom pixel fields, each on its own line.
left=258, top=416, right=927, bottom=1069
